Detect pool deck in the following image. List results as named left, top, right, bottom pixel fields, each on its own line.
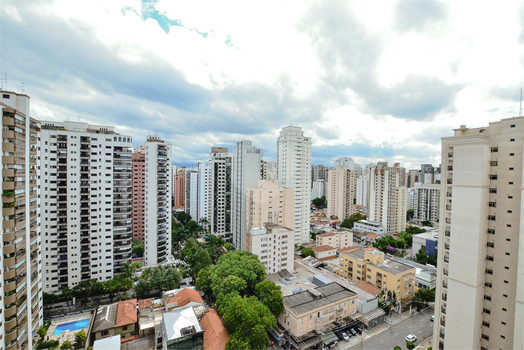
left=47, top=311, right=93, bottom=344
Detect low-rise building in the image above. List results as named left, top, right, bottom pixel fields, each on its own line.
left=162, top=306, right=204, bottom=350
left=364, top=233, right=379, bottom=244
left=315, top=231, right=353, bottom=249
left=279, top=282, right=358, bottom=338
left=311, top=245, right=337, bottom=261
left=93, top=335, right=121, bottom=350
left=246, top=225, right=294, bottom=274
left=393, top=257, right=437, bottom=290
left=412, top=229, right=439, bottom=256
left=199, top=308, right=229, bottom=350
left=93, top=300, right=138, bottom=341
left=353, top=220, right=385, bottom=235
left=337, top=249, right=416, bottom=306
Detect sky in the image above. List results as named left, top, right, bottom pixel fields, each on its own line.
left=1, top=0, right=523, bottom=169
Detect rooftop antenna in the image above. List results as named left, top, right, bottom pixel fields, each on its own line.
left=20, top=83, right=25, bottom=94
left=4, top=73, right=6, bottom=91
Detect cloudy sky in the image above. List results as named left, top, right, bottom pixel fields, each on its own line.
left=1, top=0, right=523, bottom=169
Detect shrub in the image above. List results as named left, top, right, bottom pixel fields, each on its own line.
left=36, top=340, right=59, bottom=349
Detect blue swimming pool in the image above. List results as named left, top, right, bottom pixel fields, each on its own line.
left=53, top=318, right=90, bottom=335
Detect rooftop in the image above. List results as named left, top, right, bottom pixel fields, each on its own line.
left=93, top=335, right=121, bottom=350
left=93, top=303, right=118, bottom=333
left=337, top=246, right=361, bottom=253
left=115, top=299, right=138, bottom=327
left=356, top=220, right=382, bottom=227
left=283, top=282, right=356, bottom=316
left=365, top=233, right=379, bottom=239
left=355, top=281, right=381, bottom=296
left=200, top=308, right=229, bottom=350
left=312, top=245, right=336, bottom=252
left=163, top=306, right=204, bottom=342
left=165, top=288, right=203, bottom=309
left=139, top=298, right=153, bottom=309
left=317, top=233, right=336, bottom=238
left=374, top=259, right=414, bottom=275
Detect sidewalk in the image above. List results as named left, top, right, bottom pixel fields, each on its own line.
left=339, top=306, right=433, bottom=349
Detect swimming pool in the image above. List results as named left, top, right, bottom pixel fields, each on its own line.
left=53, top=318, right=90, bottom=335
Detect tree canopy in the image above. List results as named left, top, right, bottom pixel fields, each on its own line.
left=300, top=246, right=315, bottom=258
left=312, top=197, right=327, bottom=208
left=135, top=265, right=181, bottom=298
left=176, top=212, right=192, bottom=226
left=255, top=280, right=284, bottom=316
left=341, top=212, right=364, bottom=229
left=406, top=209, right=414, bottom=221
left=181, top=238, right=212, bottom=281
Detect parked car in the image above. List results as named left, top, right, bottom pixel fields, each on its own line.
left=356, top=327, right=363, bottom=334
left=431, top=315, right=434, bottom=322
left=350, top=328, right=357, bottom=336
left=341, top=332, right=350, bottom=342
left=406, top=334, right=417, bottom=342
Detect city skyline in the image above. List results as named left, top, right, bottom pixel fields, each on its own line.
left=1, top=1, right=523, bottom=169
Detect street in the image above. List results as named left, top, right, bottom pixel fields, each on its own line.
left=347, top=307, right=434, bottom=350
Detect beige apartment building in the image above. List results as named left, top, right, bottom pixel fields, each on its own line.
left=246, top=180, right=294, bottom=235
left=315, top=231, right=353, bottom=249
left=246, top=225, right=294, bottom=274
left=279, top=283, right=358, bottom=338
left=1, top=91, right=43, bottom=350
left=433, top=119, right=524, bottom=350
left=337, top=249, right=415, bottom=306
left=326, top=166, right=354, bottom=221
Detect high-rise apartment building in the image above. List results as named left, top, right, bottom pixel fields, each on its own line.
left=433, top=120, right=524, bottom=350
left=246, top=225, right=294, bottom=274
left=263, top=159, right=278, bottom=180
left=407, top=169, right=419, bottom=188
left=311, top=164, right=328, bottom=183
left=334, top=156, right=355, bottom=170
left=1, top=91, right=43, bottom=350
left=208, top=147, right=233, bottom=242
left=277, top=126, right=312, bottom=244
left=246, top=180, right=294, bottom=237
left=136, top=136, right=172, bottom=267
left=368, top=162, right=407, bottom=234
left=185, top=169, right=198, bottom=220
left=231, top=141, right=262, bottom=250
left=174, top=168, right=185, bottom=211
left=132, top=149, right=145, bottom=241
left=326, top=166, right=354, bottom=220
left=40, top=121, right=132, bottom=291
left=356, top=175, right=369, bottom=209
left=412, top=184, right=440, bottom=226
left=311, top=180, right=326, bottom=200
left=197, top=161, right=211, bottom=228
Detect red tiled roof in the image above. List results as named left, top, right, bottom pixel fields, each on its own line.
left=115, top=299, right=137, bottom=327
left=166, top=288, right=203, bottom=308
left=338, top=246, right=361, bottom=253
left=138, top=298, right=153, bottom=309
left=317, top=233, right=336, bottom=238
left=363, top=247, right=374, bottom=251
left=200, top=308, right=230, bottom=350
left=331, top=219, right=341, bottom=223
left=312, top=245, right=336, bottom=252
left=121, top=335, right=139, bottom=343
left=366, top=233, right=379, bottom=239
left=355, top=281, right=381, bottom=296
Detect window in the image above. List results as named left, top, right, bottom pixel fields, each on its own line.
left=482, top=321, right=490, bottom=328
left=2, top=94, right=10, bottom=99
left=504, top=280, right=509, bottom=284
left=101, top=330, right=109, bottom=336
left=485, top=268, right=493, bottom=275
left=503, top=294, right=508, bottom=298
left=489, top=174, right=498, bottom=180
left=484, top=295, right=492, bottom=301
left=502, top=308, right=507, bottom=311
left=489, top=188, right=497, bottom=193
left=505, top=266, right=509, bottom=270
left=487, top=229, right=495, bottom=235
left=489, top=202, right=496, bottom=207
left=487, top=242, right=495, bottom=248
left=486, top=256, right=494, bottom=261
left=490, top=161, right=498, bottom=166
left=483, top=308, right=491, bottom=314
left=506, top=238, right=511, bottom=242
left=485, top=282, right=492, bottom=288
left=491, top=147, right=498, bottom=152
left=509, top=182, right=514, bottom=185
left=510, top=138, right=515, bottom=142
left=510, top=153, right=515, bottom=156
left=122, top=325, right=128, bottom=331
left=511, top=124, right=516, bottom=128
left=509, top=167, right=514, bottom=170
left=509, top=195, right=513, bottom=199
left=482, top=334, right=489, bottom=340
left=488, top=215, right=496, bottom=221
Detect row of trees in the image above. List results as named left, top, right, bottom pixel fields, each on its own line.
left=415, top=248, right=438, bottom=267
left=195, top=251, right=283, bottom=349
left=373, top=226, right=426, bottom=253
left=341, top=212, right=364, bottom=229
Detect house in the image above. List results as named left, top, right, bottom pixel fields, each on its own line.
left=93, top=300, right=138, bottom=341
left=315, top=231, right=354, bottom=249
left=353, top=220, right=385, bottom=235
left=311, top=245, right=337, bottom=261
left=163, top=288, right=204, bottom=311
left=278, top=282, right=358, bottom=339
left=162, top=306, right=204, bottom=350
left=364, top=233, right=379, bottom=244
left=199, top=308, right=229, bottom=350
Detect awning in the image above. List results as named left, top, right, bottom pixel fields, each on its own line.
left=320, top=331, right=338, bottom=345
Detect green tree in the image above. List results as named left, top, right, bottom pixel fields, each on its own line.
left=222, top=295, right=276, bottom=350
left=75, top=329, right=86, bottom=346
left=199, top=217, right=210, bottom=232
left=176, top=212, right=192, bottom=226
left=394, top=346, right=402, bottom=350
left=195, top=266, right=214, bottom=297
left=224, top=243, right=232, bottom=251
left=185, top=220, right=203, bottom=236
left=312, top=197, right=327, bottom=208
left=300, top=246, right=315, bottom=258
left=60, top=340, right=73, bottom=349
left=135, top=265, right=181, bottom=298
left=131, top=239, right=144, bottom=254
left=421, top=220, right=433, bottom=227
left=428, top=249, right=438, bottom=267
left=341, top=212, right=364, bottom=229
left=406, top=341, right=415, bottom=350
left=206, top=235, right=225, bottom=264
left=405, top=225, right=426, bottom=235
left=255, top=281, right=284, bottom=316
left=415, top=248, right=428, bottom=265
left=182, top=239, right=212, bottom=281
left=406, top=209, right=414, bottom=221
left=310, top=231, right=317, bottom=240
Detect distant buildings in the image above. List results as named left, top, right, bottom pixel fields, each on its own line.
left=311, top=164, right=328, bottom=182
left=277, top=126, right=312, bottom=244
left=434, top=120, right=524, bottom=350
left=315, top=231, right=353, bottom=249
left=326, top=166, right=355, bottom=221
left=311, top=180, right=326, bottom=200
left=208, top=147, right=234, bottom=242
left=412, top=183, right=440, bottom=226
left=246, top=225, right=294, bottom=274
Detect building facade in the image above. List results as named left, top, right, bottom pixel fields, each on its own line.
left=277, top=126, right=312, bottom=244
left=174, top=168, right=186, bottom=211
left=231, top=141, right=262, bottom=250
left=356, top=175, right=369, bottom=209
left=40, top=121, right=132, bottom=291
left=315, top=231, right=354, bottom=249
left=185, top=169, right=198, bottom=221
left=1, top=91, right=43, bottom=350
left=208, top=148, right=233, bottom=242
left=433, top=120, right=524, bottom=350
left=246, top=225, right=294, bottom=274
left=326, top=166, right=354, bottom=221
left=132, top=150, right=145, bottom=241
left=413, top=184, right=440, bottom=226
left=311, top=164, right=328, bottom=183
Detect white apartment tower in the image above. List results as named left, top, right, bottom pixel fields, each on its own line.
left=433, top=120, right=524, bottom=350
left=141, top=136, right=172, bottom=267
left=246, top=226, right=294, bottom=274
left=231, top=141, right=262, bottom=250
left=185, top=169, right=198, bottom=221
left=368, top=162, right=407, bottom=234
left=356, top=175, right=369, bottom=208
left=208, top=147, right=233, bottom=242
left=1, top=91, right=43, bottom=350
left=413, top=184, right=440, bottom=226
left=277, top=126, right=312, bottom=244
left=40, top=121, right=132, bottom=292
left=197, top=161, right=211, bottom=228
left=334, top=156, right=355, bottom=170
left=326, top=166, right=354, bottom=220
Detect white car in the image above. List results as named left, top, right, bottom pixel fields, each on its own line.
left=431, top=315, right=434, bottom=321
left=341, top=332, right=350, bottom=342
left=406, top=334, right=417, bottom=342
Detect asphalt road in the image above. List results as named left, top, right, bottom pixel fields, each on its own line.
left=349, top=308, right=434, bottom=350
